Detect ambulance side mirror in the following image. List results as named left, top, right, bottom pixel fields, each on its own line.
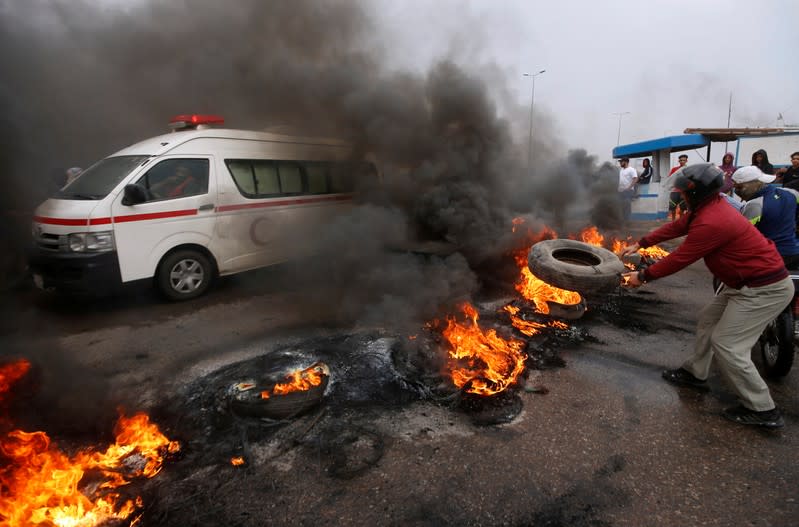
left=122, top=184, right=148, bottom=206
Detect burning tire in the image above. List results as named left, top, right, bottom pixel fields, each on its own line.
left=527, top=239, right=624, bottom=296
left=229, top=363, right=330, bottom=420
left=156, top=248, right=214, bottom=301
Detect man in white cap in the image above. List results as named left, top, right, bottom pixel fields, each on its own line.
left=732, top=165, right=799, bottom=268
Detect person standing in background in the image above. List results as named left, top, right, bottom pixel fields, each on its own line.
left=617, top=157, right=638, bottom=223
left=732, top=165, right=799, bottom=269
left=667, top=154, right=689, bottom=221
left=776, top=151, right=799, bottom=190
left=751, top=149, right=774, bottom=175
left=718, top=152, right=736, bottom=195
left=638, top=158, right=653, bottom=185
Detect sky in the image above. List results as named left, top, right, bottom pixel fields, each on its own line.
left=369, top=0, right=799, bottom=165
left=2, top=0, right=796, bottom=172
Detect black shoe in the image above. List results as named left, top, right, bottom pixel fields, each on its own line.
left=662, top=368, right=709, bottom=390
left=722, top=405, right=785, bottom=429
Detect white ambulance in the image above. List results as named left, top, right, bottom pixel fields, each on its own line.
left=29, top=115, right=372, bottom=300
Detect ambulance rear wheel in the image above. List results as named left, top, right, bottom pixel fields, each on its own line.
left=156, top=249, right=212, bottom=301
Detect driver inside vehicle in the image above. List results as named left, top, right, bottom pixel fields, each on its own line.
left=150, top=166, right=198, bottom=199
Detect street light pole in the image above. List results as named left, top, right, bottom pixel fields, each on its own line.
left=613, top=111, right=631, bottom=145
left=523, top=69, right=546, bottom=173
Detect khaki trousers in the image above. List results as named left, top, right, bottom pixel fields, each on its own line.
left=682, top=276, right=793, bottom=411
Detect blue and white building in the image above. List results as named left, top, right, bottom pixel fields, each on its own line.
left=613, top=128, right=799, bottom=220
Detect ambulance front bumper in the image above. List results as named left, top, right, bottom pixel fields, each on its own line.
left=28, top=248, right=122, bottom=293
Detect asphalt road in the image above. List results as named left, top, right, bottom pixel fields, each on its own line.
left=1, top=232, right=797, bottom=527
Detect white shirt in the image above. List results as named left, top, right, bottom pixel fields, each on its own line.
left=618, top=167, right=638, bottom=191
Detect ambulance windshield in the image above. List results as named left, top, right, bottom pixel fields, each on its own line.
left=57, top=155, right=149, bottom=200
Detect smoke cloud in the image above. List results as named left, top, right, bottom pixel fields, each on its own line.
left=0, top=0, right=617, bottom=327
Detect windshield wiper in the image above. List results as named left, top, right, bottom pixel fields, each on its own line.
left=58, top=193, right=102, bottom=200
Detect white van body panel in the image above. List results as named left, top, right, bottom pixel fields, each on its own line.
left=147, top=230, right=215, bottom=276
left=109, top=154, right=217, bottom=282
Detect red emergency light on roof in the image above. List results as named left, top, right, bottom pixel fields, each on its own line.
left=168, top=114, right=225, bottom=130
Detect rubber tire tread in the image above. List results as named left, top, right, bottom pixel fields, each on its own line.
left=527, top=239, right=625, bottom=296
left=759, top=309, right=795, bottom=378
left=156, top=249, right=213, bottom=302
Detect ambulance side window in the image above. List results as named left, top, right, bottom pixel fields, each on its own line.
left=135, top=159, right=209, bottom=201
left=225, top=159, right=304, bottom=197
left=227, top=161, right=256, bottom=195
left=304, top=162, right=329, bottom=194
left=253, top=162, right=280, bottom=195
left=224, top=159, right=367, bottom=198
left=278, top=162, right=302, bottom=194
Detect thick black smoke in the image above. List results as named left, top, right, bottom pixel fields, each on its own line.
left=0, top=1, right=625, bottom=431
left=0, top=0, right=616, bottom=327
left=0, top=339, right=123, bottom=440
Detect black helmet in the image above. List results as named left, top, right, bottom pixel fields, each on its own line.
left=672, top=163, right=723, bottom=209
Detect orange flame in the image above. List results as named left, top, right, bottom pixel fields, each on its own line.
left=441, top=303, right=526, bottom=395
left=579, top=226, right=605, bottom=247
left=513, top=250, right=581, bottom=313
left=530, top=225, right=558, bottom=243
left=511, top=218, right=558, bottom=243
left=260, top=363, right=326, bottom=400
left=0, top=360, right=179, bottom=527
left=0, top=359, right=30, bottom=406
left=639, top=246, right=670, bottom=259
left=611, top=239, right=670, bottom=262
left=503, top=305, right=568, bottom=336
left=230, top=456, right=245, bottom=466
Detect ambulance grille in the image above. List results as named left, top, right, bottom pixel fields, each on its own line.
left=36, top=233, right=66, bottom=252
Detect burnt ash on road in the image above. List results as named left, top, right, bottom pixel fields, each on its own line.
left=1, top=237, right=798, bottom=527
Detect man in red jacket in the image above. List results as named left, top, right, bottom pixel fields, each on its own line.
left=622, top=163, right=791, bottom=428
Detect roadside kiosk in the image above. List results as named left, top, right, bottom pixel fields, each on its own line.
left=613, top=128, right=799, bottom=220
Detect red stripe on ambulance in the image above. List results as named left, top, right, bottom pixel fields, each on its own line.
left=33, top=216, right=90, bottom=226
left=34, top=209, right=198, bottom=226
left=216, top=194, right=352, bottom=213
left=113, top=209, right=198, bottom=223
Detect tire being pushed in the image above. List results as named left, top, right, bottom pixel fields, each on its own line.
left=527, top=239, right=625, bottom=297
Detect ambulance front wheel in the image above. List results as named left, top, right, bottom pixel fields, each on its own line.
left=156, top=249, right=213, bottom=301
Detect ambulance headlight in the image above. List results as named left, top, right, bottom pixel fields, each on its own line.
left=68, top=231, right=115, bottom=253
